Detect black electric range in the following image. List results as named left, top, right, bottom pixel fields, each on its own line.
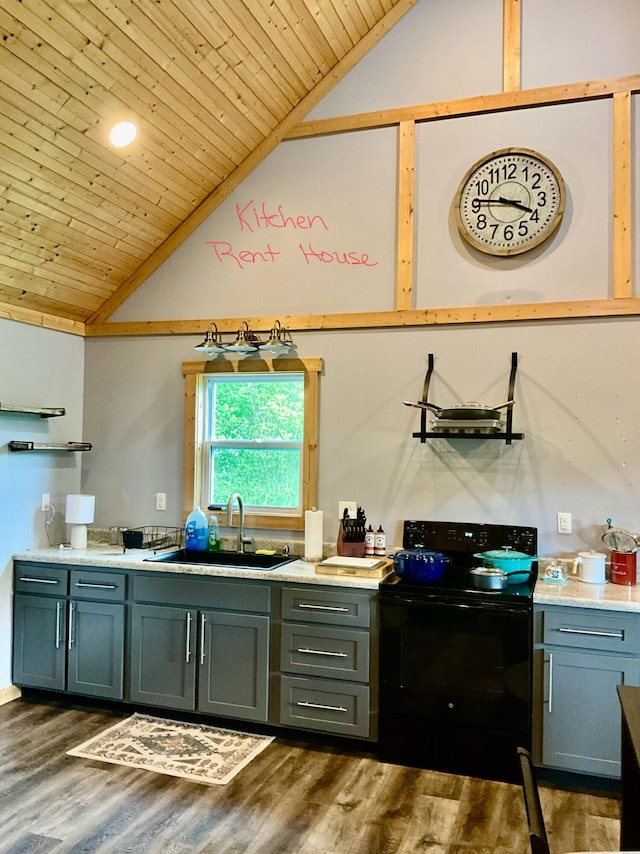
left=378, top=519, right=538, bottom=783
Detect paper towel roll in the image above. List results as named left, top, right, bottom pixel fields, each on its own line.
left=304, top=508, right=324, bottom=561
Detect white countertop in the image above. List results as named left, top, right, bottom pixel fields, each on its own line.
left=12, top=546, right=385, bottom=590
left=535, top=575, right=640, bottom=612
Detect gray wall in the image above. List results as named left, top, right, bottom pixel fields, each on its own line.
left=0, top=319, right=85, bottom=687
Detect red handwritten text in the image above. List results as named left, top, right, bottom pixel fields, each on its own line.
left=298, top=243, right=378, bottom=266
left=236, top=200, right=329, bottom=233
left=206, top=241, right=280, bottom=270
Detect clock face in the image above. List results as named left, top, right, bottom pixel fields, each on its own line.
left=454, top=148, right=566, bottom=256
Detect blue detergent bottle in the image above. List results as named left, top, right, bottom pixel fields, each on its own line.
left=185, top=506, right=208, bottom=550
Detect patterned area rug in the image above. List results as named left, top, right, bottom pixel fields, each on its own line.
left=67, top=713, right=274, bottom=785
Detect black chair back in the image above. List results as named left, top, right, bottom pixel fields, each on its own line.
left=517, top=747, right=551, bottom=854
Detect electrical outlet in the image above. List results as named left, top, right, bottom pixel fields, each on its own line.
left=41, top=493, right=50, bottom=512
left=338, top=500, right=358, bottom=519
left=557, top=511, right=572, bottom=534
left=156, top=492, right=167, bottom=511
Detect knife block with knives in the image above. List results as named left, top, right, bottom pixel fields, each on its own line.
left=337, top=506, right=367, bottom=557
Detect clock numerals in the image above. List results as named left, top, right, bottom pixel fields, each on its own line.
left=454, top=148, right=565, bottom=256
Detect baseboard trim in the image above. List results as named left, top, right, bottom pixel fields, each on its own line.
left=0, top=685, right=22, bottom=706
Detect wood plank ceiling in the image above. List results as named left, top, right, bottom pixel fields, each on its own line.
left=0, top=0, right=417, bottom=333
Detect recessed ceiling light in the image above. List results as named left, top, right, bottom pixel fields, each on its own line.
left=109, top=121, right=138, bottom=147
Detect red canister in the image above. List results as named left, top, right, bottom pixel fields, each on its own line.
left=610, top=551, right=638, bottom=586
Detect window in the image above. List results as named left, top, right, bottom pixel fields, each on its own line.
left=183, top=357, right=322, bottom=531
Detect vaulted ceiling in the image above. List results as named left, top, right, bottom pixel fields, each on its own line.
left=0, top=0, right=417, bottom=333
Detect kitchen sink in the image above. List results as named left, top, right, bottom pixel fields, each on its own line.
left=144, top=549, right=296, bottom=571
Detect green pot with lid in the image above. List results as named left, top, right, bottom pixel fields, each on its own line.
left=473, top=547, right=537, bottom=583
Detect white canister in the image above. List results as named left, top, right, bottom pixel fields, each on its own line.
left=572, top=550, right=607, bottom=584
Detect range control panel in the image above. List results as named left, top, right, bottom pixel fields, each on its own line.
left=403, top=520, right=537, bottom=557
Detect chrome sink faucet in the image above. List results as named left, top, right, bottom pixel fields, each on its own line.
left=226, top=492, right=252, bottom=553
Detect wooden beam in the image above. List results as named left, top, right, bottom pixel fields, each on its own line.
left=84, top=297, right=640, bottom=338
left=503, top=0, right=521, bottom=93
left=0, top=301, right=85, bottom=336
left=613, top=90, right=633, bottom=299
left=286, top=73, right=640, bottom=139
left=396, top=121, right=415, bottom=311
left=85, top=0, right=421, bottom=326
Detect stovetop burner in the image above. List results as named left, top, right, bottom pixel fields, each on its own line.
left=380, top=519, right=538, bottom=604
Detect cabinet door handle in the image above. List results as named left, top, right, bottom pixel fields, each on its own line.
left=185, top=612, right=193, bottom=663
left=200, top=614, right=206, bottom=665
left=545, top=652, right=553, bottom=714
left=298, top=604, right=349, bottom=613
left=55, top=601, right=62, bottom=649
left=20, top=576, right=59, bottom=585
left=297, top=700, right=348, bottom=713
left=68, top=602, right=75, bottom=650
left=557, top=626, right=625, bottom=640
left=296, top=647, right=348, bottom=658
left=74, top=581, right=117, bottom=590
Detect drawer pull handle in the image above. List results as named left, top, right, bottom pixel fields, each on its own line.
left=557, top=627, right=625, bottom=640
left=75, top=582, right=117, bottom=590
left=19, top=577, right=59, bottom=585
left=297, top=647, right=348, bottom=658
left=298, top=604, right=349, bottom=613
left=297, top=700, right=348, bottom=713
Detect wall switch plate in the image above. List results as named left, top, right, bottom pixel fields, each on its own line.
left=338, top=500, right=358, bottom=519
left=557, top=511, right=572, bottom=534
left=41, top=493, right=50, bottom=512
left=156, top=492, right=167, bottom=511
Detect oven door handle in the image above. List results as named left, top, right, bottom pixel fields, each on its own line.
left=381, top=596, right=528, bottom=617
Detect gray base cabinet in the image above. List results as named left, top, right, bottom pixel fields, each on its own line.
left=198, top=610, right=269, bottom=721
left=13, top=568, right=125, bottom=700
left=128, top=574, right=271, bottom=722
left=13, top=560, right=378, bottom=741
left=129, top=603, right=269, bottom=721
left=13, top=594, right=66, bottom=691
left=277, top=584, right=378, bottom=740
left=129, top=604, right=196, bottom=710
left=534, top=604, right=640, bottom=778
left=66, top=600, right=124, bottom=698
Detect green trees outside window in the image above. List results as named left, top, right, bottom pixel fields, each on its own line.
left=205, top=374, right=304, bottom=511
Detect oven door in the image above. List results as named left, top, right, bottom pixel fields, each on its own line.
left=380, top=595, right=532, bottom=735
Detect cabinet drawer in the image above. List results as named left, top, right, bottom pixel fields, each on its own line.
left=281, top=624, right=370, bottom=682
left=543, top=608, right=640, bottom=654
left=133, top=574, right=270, bottom=613
left=281, top=587, right=371, bottom=628
left=280, top=675, right=370, bottom=738
left=70, top=570, right=126, bottom=601
left=14, top=564, right=68, bottom=595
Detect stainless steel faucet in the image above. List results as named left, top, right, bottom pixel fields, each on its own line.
left=226, top=492, right=252, bottom=553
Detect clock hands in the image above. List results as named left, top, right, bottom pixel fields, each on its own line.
left=476, top=196, right=533, bottom=213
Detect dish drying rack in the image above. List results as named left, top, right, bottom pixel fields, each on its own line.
left=121, top=526, right=183, bottom=553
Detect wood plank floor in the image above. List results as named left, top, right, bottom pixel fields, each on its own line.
left=0, top=695, right=621, bottom=853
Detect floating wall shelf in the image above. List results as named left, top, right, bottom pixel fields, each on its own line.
left=0, top=403, right=65, bottom=418
left=9, top=441, right=92, bottom=452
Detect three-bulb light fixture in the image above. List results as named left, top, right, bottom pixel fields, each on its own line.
left=194, top=320, right=295, bottom=357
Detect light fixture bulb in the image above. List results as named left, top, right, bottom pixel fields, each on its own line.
left=109, top=121, right=138, bottom=148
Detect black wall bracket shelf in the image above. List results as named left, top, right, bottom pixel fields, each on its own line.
left=411, top=352, right=524, bottom=445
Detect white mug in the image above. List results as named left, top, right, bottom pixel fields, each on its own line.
left=572, top=551, right=607, bottom=584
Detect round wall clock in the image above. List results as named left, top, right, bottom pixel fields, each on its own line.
left=453, top=148, right=566, bottom=256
